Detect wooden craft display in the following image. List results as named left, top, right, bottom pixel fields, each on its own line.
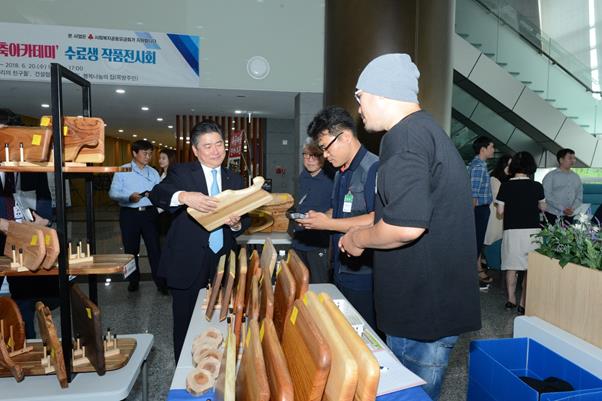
left=41, top=116, right=105, bottom=163
left=215, top=320, right=236, bottom=401
left=286, top=250, right=309, bottom=299
left=260, top=237, right=277, bottom=281
left=3, top=221, right=46, bottom=272
left=305, top=292, right=358, bottom=401
left=35, top=301, right=68, bottom=388
left=0, top=126, right=53, bottom=162
left=320, top=292, right=380, bottom=401
left=236, top=319, right=270, bottom=401
left=234, top=248, right=247, bottom=354
left=22, top=222, right=59, bottom=270
left=273, top=260, right=297, bottom=340
left=244, top=250, right=260, bottom=310
left=261, top=318, right=294, bottom=401
left=251, top=193, right=295, bottom=233
left=0, top=297, right=28, bottom=357
left=205, top=254, right=226, bottom=321
left=246, top=210, right=274, bottom=234
left=70, top=284, right=105, bottom=375
left=187, top=176, right=273, bottom=232
left=219, top=251, right=236, bottom=321
left=282, top=299, right=331, bottom=401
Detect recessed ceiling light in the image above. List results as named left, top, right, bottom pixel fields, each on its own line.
left=143, top=138, right=148, bottom=141
left=156, top=117, right=163, bottom=122
left=179, top=136, right=184, bottom=140
left=41, top=104, right=50, bottom=108
left=118, top=129, right=124, bottom=133
left=159, top=143, right=163, bottom=146
left=234, top=110, right=242, bottom=114
left=141, top=106, right=149, bottom=111
left=151, top=140, right=156, bottom=144
left=132, top=134, right=138, bottom=137
left=168, top=125, right=173, bottom=129
left=115, top=89, right=125, bottom=94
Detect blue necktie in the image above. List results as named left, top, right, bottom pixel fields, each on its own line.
left=208, top=169, right=223, bottom=253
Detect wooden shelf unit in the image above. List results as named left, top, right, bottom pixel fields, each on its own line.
left=0, top=254, right=135, bottom=277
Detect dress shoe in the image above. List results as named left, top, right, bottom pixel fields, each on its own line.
left=505, top=301, right=516, bottom=309
left=517, top=306, right=525, bottom=315
left=127, top=281, right=140, bottom=292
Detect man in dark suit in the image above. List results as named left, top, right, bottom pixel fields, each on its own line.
left=149, top=120, right=249, bottom=361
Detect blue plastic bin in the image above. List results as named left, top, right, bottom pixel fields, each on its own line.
left=468, top=338, right=602, bottom=401
left=543, top=391, right=602, bottom=400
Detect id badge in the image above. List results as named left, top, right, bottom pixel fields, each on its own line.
left=13, top=205, right=24, bottom=222
left=342, top=192, right=353, bottom=213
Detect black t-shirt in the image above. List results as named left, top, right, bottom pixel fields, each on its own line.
left=373, top=110, right=482, bottom=340
left=496, top=178, right=544, bottom=230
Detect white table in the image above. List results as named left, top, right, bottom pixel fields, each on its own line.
left=235, top=232, right=292, bottom=245
left=0, top=333, right=154, bottom=401
left=514, top=316, right=602, bottom=378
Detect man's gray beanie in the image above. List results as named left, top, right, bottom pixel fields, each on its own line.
left=356, top=53, right=420, bottom=103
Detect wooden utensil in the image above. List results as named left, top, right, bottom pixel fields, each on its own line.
left=70, top=283, right=105, bottom=375
left=261, top=318, right=294, bottom=401
left=215, top=320, right=236, bottom=401
left=273, top=261, right=296, bottom=340
left=3, top=221, right=46, bottom=271
left=22, top=222, right=59, bottom=270
left=234, top=248, right=247, bottom=354
left=236, top=319, right=270, bottom=401
left=0, top=126, right=52, bottom=162
left=286, top=250, right=309, bottom=299
left=42, top=116, right=104, bottom=163
left=282, top=299, right=331, bottom=401
left=0, top=297, right=26, bottom=355
left=206, top=254, right=226, bottom=321
left=320, top=292, right=380, bottom=401
left=305, top=291, right=358, bottom=401
left=187, top=176, right=273, bottom=232
left=220, top=251, right=236, bottom=321
left=35, top=301, right=67, bottom=388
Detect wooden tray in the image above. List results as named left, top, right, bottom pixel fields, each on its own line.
left=236, top=319, right=270, bottom=401
left=205, top=254, right=226, bottom=321
left=282, top=299, right=331, bottom=401
left=273, top=261, right=297, bottom=340
left=0, top=253, right=135, bottom=277
left=71, top=283, right=105, bottom=375
left=260, top=237, right=277, bottom=281
left=0, top=297, right=26, bottom=354
left=261, top=318, right=294, bottom=401
left=215, top=321, right=236, bottom=401
left=245, top=250, right=260, bottom=310
left=3, top=221, right=46, bottom=271
left=42, top=116, right=104, bottom=163
left=286, top=250, right=309, bottom=299
left=187, top=176, right=273, bottom=232
left=220, top=251, right=236, bottom=321
left=320, top=292, right=380, bottom=401
left=35, top=301, right=67, bottom=388
left=305, top=291, right=358, bottom=401
left=0, top=126, right=53, bottom=162
left=234, top=248, right=247, bottom=354
left=22, top=222, right=59, bottom=270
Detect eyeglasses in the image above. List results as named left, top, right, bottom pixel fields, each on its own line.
left=354, top=89, right=362, bottom=104
left=319, top=131, right=343, bottom=152
left=302, top=153, right=320, bottom=159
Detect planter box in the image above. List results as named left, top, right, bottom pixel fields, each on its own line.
left=526, top=252, right=602, bottom=349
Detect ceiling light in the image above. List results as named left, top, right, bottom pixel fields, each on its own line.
left=115, top=89, right=126, bottom=94
left=152, top=140, right=156, bottom=144
left=159, top=143, right=163, bottom=146
left=234, top=110, right=242, bottom=114
left=41, top=104, right=50, bottom=108
left=156, top=117, right=163, bottom=122
left=168, top=125, right=173, bottom=129
left=179, top=136, right=184, bottom=140
left=132, top=134, right=138, bottom=138
left=143, top=138, right=147, bottom=141
left=141, top=106, right=149, bottom=111
left=118, top=129, right=124, bottom=133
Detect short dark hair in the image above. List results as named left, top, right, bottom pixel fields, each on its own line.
left=132, top=140, right=153, bottom=153
left=556, top=148, right=575, bottom=163
left=472, top=136, right=493, bottom=155
left=190, top=120, right=224, bottom=146
left=307, top=106, right=356, bottom=141
left=491, top=153, right=512, bottom=182
left=508, top=151, right=537, bottom=176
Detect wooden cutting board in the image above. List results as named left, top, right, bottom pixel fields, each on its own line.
left=215, top=321, right=236, bottom=401
left=3, top=221, right=46, bottom=271
left=245, top=250, right=260, bottom=310
left=41, top=116, right=104, bottom=163
left=247, top=275, right=260, bottom=321
left=236, top=319, right=270, bottom=401
left=70, top=283, right=105, bottom=375
left=220, top=251, right=236, bottom=321
left=35, top=301, right=67, bottom=388
left=22, top=222, right=59, bottom=270
left=273, top=261, right=297, bottom=341
left=260, top=262, right=274, bottom=321
left=0, top=297, right=26, bottom=354
left=188, top=176, right=273, bottom=232
left=304, top=291, right=358, bottom=401
left=0, top=126, right=53, bottom=162
left=261, top=318, right=294, bottom=401
left=260, top=237, right=277, bottom=281
left=234, top=248, right=247, bottom=354
left=286, top=250, right=309, bottom=300
left=282, top=299, right=331, bottom=401
left=320, top=292, right=380, bottom=401
left=205, top=254, right=226, bottom=321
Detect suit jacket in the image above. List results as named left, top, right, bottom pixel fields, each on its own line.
left=149, top=162, right=250, bottom=289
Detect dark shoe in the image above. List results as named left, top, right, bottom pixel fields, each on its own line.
left=505, top=301, right=517, bottom=309
left=157, top=286, right=169, bottom=295
left=479, top=281, right=490, bottom=291
left=478, top=269, right=493, bottom=284
left=517, top=306, right=525, bottom=315
left=127, top=281, right=139, bottom=292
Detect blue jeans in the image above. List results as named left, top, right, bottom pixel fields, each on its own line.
left=386, top=335, right=459, bottom=401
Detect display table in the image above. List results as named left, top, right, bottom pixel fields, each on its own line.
left=167, top=283, right=431, bottom=401
left=514, top=316, right=602, bottom=378
left=0, top=333, right=154, bottom=401
left=236, top=232, right=292, bottom=245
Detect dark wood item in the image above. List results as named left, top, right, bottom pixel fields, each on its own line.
left=35, top=301, right=67, bottom=388
left=206, top=254, right=226, bottom=321
left=70, top=283, right=105, bottom=375
left=261, top=318, right=294, bottom=401
left=245, top=250, right=260, bottom=309
left=273, top=261, right=296, bottom=340
left=0, top=126, right=53, bottom=162
left=0, top=296, right=26, bottom=354
left=236, top=319, right=270, bottom=401
left=42, top=116, right=104, bottom=163
left=234, top=248, right=247, bottom=354
left=248, top=275, right=260, bottom=321
left=220, top=251, right=236, bottom=321
left=287, top=250, right=309, bottom=299
left=0, top=338, right=23, bottom=382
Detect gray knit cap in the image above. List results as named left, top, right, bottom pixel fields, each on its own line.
left=356, top=53, right=420, bottom=103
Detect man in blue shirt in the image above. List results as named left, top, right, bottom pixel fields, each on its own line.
left=468, top=136, right=495, bottom=288
left=291, top=142, right=333, bottom=283
left=298, top=106, right=379, bottom=329
left=109, top=140, right=165, bottom=293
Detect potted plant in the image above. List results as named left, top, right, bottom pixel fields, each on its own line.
left=526, top=214, right=602, bottom=348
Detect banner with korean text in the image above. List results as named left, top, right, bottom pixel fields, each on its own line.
left=227, top=130, right=244, bottom=173
left=0, top=22, right=199, bottom=87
